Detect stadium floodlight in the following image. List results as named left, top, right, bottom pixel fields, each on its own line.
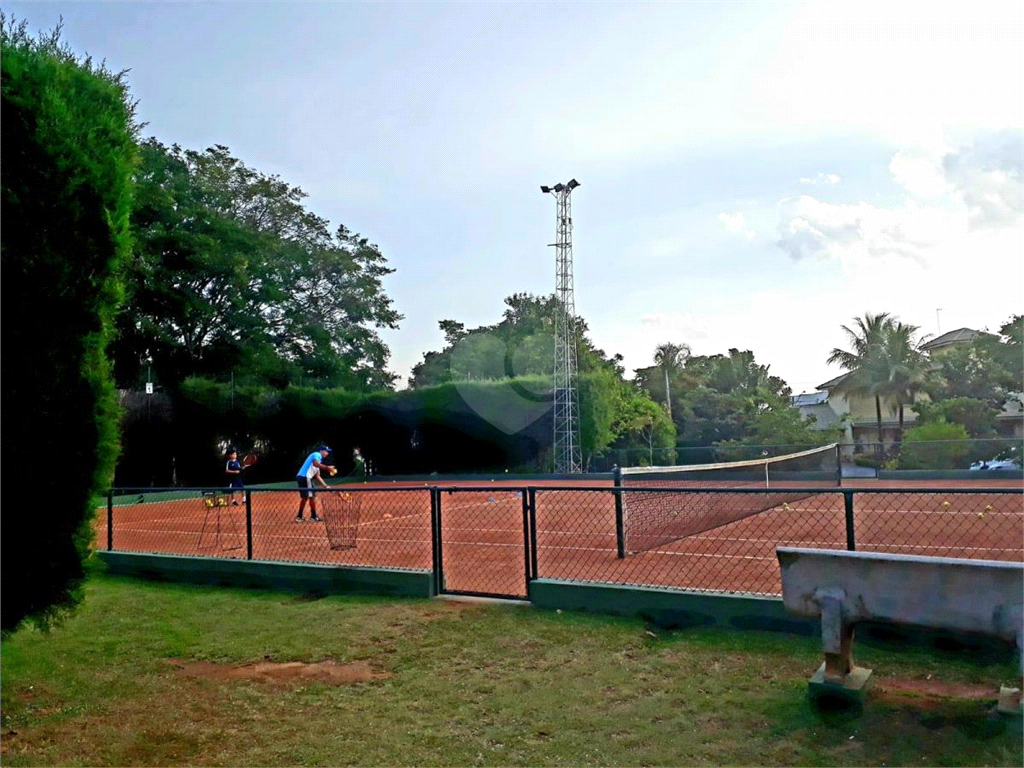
left=539, top=176, right=582, bottom=474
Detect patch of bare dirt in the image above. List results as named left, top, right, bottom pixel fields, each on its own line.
left=166, top=658, right=391, bottom=685
left=876, top=676, right=1000, bottom=701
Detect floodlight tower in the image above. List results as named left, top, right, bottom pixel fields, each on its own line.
left=540, top=179, right=583, bottom=474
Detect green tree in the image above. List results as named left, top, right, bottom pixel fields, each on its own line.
left=2, top=15, right=138, bottom=632
left=653, top=343, right=690, bottom=421
left=913, top=397, right=999, bottom=439
left=827, top=313, right=894, bottom=452
left=923, top=315, right=1023, bottom=411
left=408, top=293, right=616, bottom=388
left=897, top=421, right=972, bottom=470
left=610, top=391, right=676, bottom=465
left=113, top=140, right=401, bottom=391
left=883, top=320, right=930, bottom=439
left=636, top=347, right=799, bottom=448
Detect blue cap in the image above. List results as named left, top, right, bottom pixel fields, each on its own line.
left=318, top=445, right=332, bottom=453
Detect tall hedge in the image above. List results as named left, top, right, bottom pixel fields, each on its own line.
left=1, top=18, right=138, bottom=632
left=115, top=370, right=649, bottom=486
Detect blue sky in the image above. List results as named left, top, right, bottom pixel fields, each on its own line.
left=7, top=1, right=1022, bottom=392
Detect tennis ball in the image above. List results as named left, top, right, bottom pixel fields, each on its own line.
left=383, top=513, right=392, bottom=519
left=985, top=504, right=993, bottom=511
left=978, top=513, right=985, bottom=519
left=781, top=503, right=791, bottom=511
left=941, top=501, right=951, bottom=507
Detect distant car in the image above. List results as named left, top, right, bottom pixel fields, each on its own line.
left=969, top=457, right=1022, bottom=471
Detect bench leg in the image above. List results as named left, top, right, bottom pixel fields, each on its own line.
left=810, top=596, right=873, bottom=701
left=821, top=597, right=855, bottom=684
left=997, top=629, right=1023, bottom=722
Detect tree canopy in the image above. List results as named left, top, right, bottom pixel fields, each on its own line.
left=632, top=347, right=827, bottom=451
left=409, top=292, right=624, bottom=387
left=111, top=140, right=402, bottom=392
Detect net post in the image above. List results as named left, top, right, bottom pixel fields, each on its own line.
left=843, top=491, right=856, bottom=551
left=613, top=466, right=626, bottom=559
left=107, top=489, right=114, bottom=551
left=245, top=490, right=253, bottom=560
left=835, top=443, right=843, bottom=486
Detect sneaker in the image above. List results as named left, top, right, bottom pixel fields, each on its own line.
left=310, top=515, right=321, bottom=522
left=231, top=500, right=239, bottom=506
left=295, top=515, right=304, bottom=521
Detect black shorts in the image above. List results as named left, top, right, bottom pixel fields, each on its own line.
left=229, top=478, right=244, bottom=489
left=296, top=476, right=316, bottom=499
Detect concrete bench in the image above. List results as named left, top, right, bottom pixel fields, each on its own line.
left=776, top=547, right=1022, bottom=715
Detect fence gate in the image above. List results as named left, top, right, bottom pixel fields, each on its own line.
left=432, top=487, right=532, bottom=599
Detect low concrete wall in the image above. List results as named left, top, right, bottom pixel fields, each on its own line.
left=97, top=551, right=434, bottom=598
left=528, top=579, right=816, bottom=635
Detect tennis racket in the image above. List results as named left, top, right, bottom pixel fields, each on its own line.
left=241, top=453, right=259, bottom=469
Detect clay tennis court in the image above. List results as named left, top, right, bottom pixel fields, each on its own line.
left=98, top=476, right=1023, bottom=599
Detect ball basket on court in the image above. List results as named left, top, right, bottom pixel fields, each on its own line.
left=320, top=490, right=361, bottom=550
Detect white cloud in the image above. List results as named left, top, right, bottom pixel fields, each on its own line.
left=799, top=173, right=841, bottom=185
left=443, top=1, right=1024, bottom=181
left=718, top=212, right=755, bottom=239
left=776, top=130, right=1024, bottom=266
left=775, top=195, right=938, bottom=264
left=640, top=312, right=711, bottom=341
left=728, top=1, right=1023, bottom=149
left=889, top=151, right=953, bottom=199
left=942, top=130, right=1024, bottom=228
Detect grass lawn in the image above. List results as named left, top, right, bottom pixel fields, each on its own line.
left=1, top=571, right=1021, bottom=766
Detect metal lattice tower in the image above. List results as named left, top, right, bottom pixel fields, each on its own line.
left=541, top=179, right=582, bottom=474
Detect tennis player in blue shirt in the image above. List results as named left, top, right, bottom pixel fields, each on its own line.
left=295, top=445, right=332, bottom=521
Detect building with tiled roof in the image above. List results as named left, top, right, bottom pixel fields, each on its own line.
left=792, top=326, right=1022, bottom=453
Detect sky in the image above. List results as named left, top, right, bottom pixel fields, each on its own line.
left=6, top=0, right=1022, bottom=393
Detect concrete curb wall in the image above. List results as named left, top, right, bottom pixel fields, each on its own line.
left=528, top=578, right=817, bottom=635
left=96, top=551, right=434, bottom=598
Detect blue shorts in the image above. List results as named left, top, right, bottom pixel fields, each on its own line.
left=296, top=476, right=316, bottom=499
left=229, top=477, right=244, bottom=489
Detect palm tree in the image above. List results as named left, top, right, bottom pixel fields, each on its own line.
left=882, top=321, right=930, bottom=440
left=653, top=343, right=690, bottom=421
left=827, top=313, right=893, bottom=455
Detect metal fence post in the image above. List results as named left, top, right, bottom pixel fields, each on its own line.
left=431, top=489, right=444, bottom=595
left=107, top=489, right=114, bottom=551
left=521, top=487, right=532, bottom=590
left=613, top=467, right=626, bottom=559
left=844, top=491, right=856, bottom=551
left=245, top=490, right=253, bottom=560
left=528, top=488, right=538, bottom=580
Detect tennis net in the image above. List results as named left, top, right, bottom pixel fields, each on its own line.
left=616, top=443, right=840, bottom=554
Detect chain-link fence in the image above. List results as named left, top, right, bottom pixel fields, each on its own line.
left=102, top=483, right=1023, bottom=599
left=103, top=487, right=433, bottom=570
left=839, top=437, right=1022, bottom=471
